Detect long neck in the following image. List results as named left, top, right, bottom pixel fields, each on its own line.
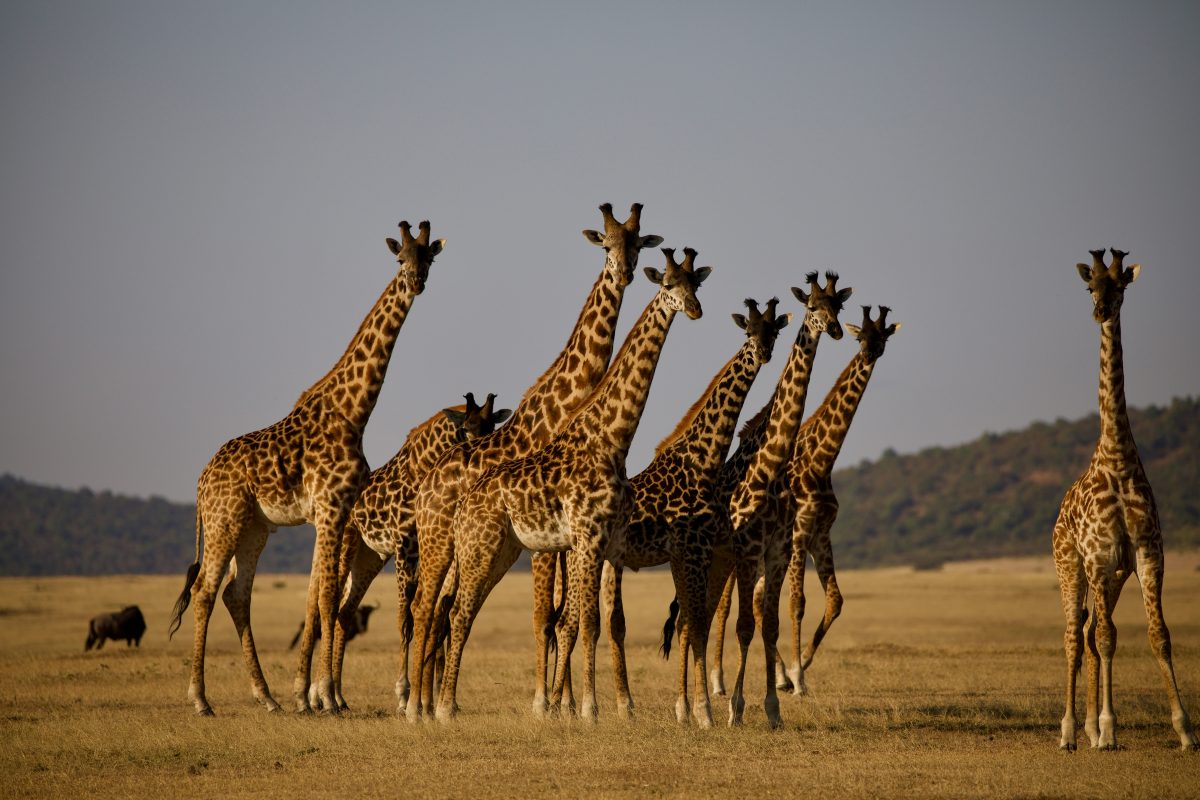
left=658, top=341, right=764, bottom=481
left=295, top=274, right=415, bottom=430
left=727, top=319, right=821, bottom=528
left=569, top=294, right=676, bottom=461
left=506, top=267, right=626, bottom=447
left=794, top=352, right=875, bottom=477
left=1096, top=314, right=1137, bottom=466
left=400, top=409, right=464, bottom=480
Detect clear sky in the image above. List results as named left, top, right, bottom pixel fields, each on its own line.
left=2, top=1, right=1198, bottom=504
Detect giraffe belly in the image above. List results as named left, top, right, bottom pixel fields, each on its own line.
left=511, top=521, right=571, bottom=552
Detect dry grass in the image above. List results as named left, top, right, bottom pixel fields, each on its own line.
left=2, top=555, right=1199, bottom=798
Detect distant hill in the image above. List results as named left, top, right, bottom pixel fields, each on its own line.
left=1, top=396, right=1197, bottom=576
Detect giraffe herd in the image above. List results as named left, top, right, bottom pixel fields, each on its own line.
left=167, top=207, right=1196, bottom=750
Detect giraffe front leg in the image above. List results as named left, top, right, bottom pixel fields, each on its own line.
left=800, top=522, right=843, bottom=684
left=530, top=551, right=558, bottom=718
left=1135, top=547, right=1199, bottom=750
left=707, top=560, right=735, bottom=698
left=331, top=532, right=387, bottom=712
left=759, top=548, right=788, bottom=730
left=784, top=541, right=809, bottom=696
left=1093, top=584, right=1120, bottom=750
left=572, top=536, right=607, bottom=724
left=222, top=519, right=281, bottom=713
left=394, top=538, right=418, bottom=711
left=1055, top=541, right=1085, bottom=751
left=727, top=559, right=758, bottom=727
left=602, top=559, right=635, bottom=719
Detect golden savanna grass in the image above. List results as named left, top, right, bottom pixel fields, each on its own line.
left=3, top=555, right=1199, bottom=798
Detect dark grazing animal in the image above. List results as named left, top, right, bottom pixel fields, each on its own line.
left=85, top=605, right=147, bottom=651
left=289, top=603, right=377, bottom=650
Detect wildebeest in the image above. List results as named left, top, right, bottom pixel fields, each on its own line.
left=85, top=605, right=146, bottom=651
left=289, top=603, right=377, bottom=650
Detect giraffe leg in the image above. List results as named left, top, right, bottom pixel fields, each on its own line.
left=602, top=559, right=635, bottom=719
left=800, top=521, right=842, bottom=676
left=298, top=500, right=353, bottom=716
left=1135, top=546, right=1199, bottom=750
left=1091, top=575, right=1121, bottom=750
left=330, top=528, right=388, bottom=711
left=571, top=532, right=608, bottom=723
left=728, top=559, right=759, bottom=727
left=674, top=554, right=714, bottom=729
left=394, top=533, right=418, bottom=711
left=550, top=558, right=580, bottom=716
left=187, top=520, right=236, bottom=716
left=1083, top=595, right=1101, bottom=747
left=1054, top=527, right=1085, bottom=750
left=783, top=540, right=809, bottom=696
left=530, top=551, right=558, bottom=718
left=219, top=517, right=281, bottom=713
left=759, top=545, right=788, bottom=730
left=707, top=559, right=735, bottom=698
left=406, top=513, right=455, bottom=722
left=436, top=532, right=520, bottom=723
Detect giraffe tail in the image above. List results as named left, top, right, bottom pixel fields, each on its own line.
left=659, top=597, right=681, bottom=660
left=168, top=507, right=203, bottom=639
left=544, top=551, right=568, bottom=656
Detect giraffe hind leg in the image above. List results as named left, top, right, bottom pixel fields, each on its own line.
left=1135, top=546, right=1199, bottom=750
left=220, top=516, right=281, bottom=712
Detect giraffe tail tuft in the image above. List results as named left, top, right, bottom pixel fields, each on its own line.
left=168, top=507, right=203, bottom=639
left=659, top=597, right=680, bottom=660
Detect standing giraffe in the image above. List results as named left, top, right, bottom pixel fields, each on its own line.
left=706, top=271, right=850, bottom=728
left=709, top=305, right=900, bottom=697
left=315, top=392, right=511, bottom=711
left=597, top=297, right=789, bottom=727
left=1053, top=248, right=1196, bottom=751
left=435, top=247, right=709, bottom=723
left=405, top=204, right=662, bottom=719
left=168, top=220, right=445, bottom=716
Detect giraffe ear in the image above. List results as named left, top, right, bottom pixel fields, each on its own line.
left=791, top=286, right=809, bottom=304
left=491, top=408, right=513, bottom=425
left=1124, top=263, right=1141, bottom=284
left=888, top=322, right=902, bottom=335
left=644, top=266, right=665, bottom=284
left=845, top=323, right=862, bottom=338
left=732, top=313, right=748, bottom=330
left=429, top=239, right=446, bottom=257
left=835, top=286, right=854, bottom=305
left=774, top=312, right=792, bottom=332
left=441, top=408, right=467, bottom=425
left=1076, top=263, right=1092, bottom=283
left=692, top=266, right=713, bottom=285
left=582, top=229, right=605, bottom=246
left=386, top=237, right=402, bottom=256
left=638, top=234, right=665, bottom=249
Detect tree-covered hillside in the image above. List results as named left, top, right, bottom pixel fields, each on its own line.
left=1, top=397, right=1197, bottom=576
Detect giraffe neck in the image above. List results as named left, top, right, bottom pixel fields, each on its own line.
left=657, top=340, right=764, bottom=481
left=506, top=267, right=627, bottom=446
left=727, top=319, right=821, bottom=527
left=1095, top=314, right=1138, bottom=468
left=294, top=273, right=415, bottom=431
left=566, top=294, right=677, bottom=461
left=795, top=352, right=875, bottom=478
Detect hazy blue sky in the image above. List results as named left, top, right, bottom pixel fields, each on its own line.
left=2, top=1, right=1198, bottom=504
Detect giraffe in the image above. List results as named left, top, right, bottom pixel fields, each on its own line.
left=434, top=247, right=710, bottom=723
left=703, top=271, right=851, bottom=728
left=709, top=305, right=900, bottom=698
left=405, top=204, right=662, bottom=719
left=310, top=392, right=512, bottom=712
left=598, top=297, right=789, bottom=726
left=1053, top=248, right=1197, bottom=751
left=167, top=220, right=445, bottom=716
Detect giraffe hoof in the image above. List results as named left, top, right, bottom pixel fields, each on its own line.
left=195, top=706, right=215, bottom=718
left=1059, top=742, right=1076, bottom=752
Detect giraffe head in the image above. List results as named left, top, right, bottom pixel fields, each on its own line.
left=645, top=247, right=711, bottom=320
left=385, top=220, right=445, bottom=295
left=1076, top=247, right=1140, bottom=323
left=441, top=392, right=513, bottom=440
left=582, top=203, right=665, bottom=287
left=845, top=305, right=901, bottom=363
left=732, top=297, right=791, bottom=364
left=791, top=271, right=852, bottom=339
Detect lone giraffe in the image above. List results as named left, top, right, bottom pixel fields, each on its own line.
left=405, top=204, right=662, bottom=719
left=708, top=304, right=900, bottom=698
left=705, top=271, right=850, bottom=728
left=599, top=297, right=789, bottom=727
left=1053, top=248, right=1197, bottom=751
left=313, top=392, right=511, bottom=711
left=436, top=247, right=710, bottom=724
left=168, top=220, right=444, bottom=716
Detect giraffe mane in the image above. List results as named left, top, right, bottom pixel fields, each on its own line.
left=738, top=396, right=773, bottom=439
left=653, top=352, right=739, bottom=456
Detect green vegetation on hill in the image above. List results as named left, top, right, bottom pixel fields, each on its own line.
left=1, top=397, right=1197, bottom=576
